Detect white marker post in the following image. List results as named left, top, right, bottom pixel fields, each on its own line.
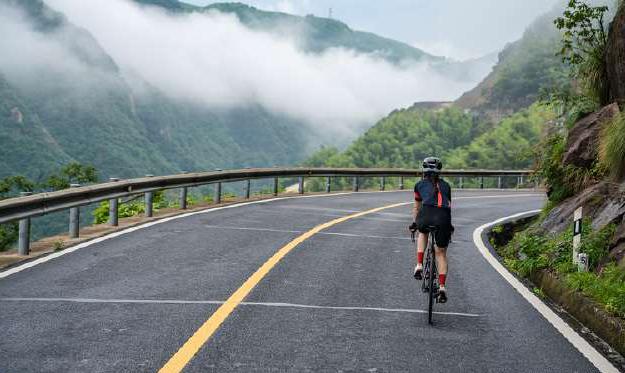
left=573, top=207, right=583, bottom=266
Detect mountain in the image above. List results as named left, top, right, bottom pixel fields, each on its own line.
left=134, top=0, right=491, bottom=83
left=455, top=7, right=568, bottom=121
left=0, top=0, right=488, bottom=182
left=0, top=0, right=324, bottom=180
left=135, top=0, right=442, bottom=64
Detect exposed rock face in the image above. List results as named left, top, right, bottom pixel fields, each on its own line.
left=607, top=4, right=625, bottom=107
left=541, top=182, right=625, bottom=233
left=562, top=103, right=620, bottom=168
left=541, top=181, right=625, bottom=268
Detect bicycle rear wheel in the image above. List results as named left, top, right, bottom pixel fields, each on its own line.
left=427, top=234, right=436, bottom=325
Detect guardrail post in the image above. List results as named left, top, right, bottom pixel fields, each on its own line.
left=459, top=176, right=464, bottom=189
left=380, top=177, right=386, bottom=191
left=326, top=176, right=331, bottom=193
left=498, top=176, right=502, bottom=189
left=69, top=184, right=80, bottom=238
left=108, top=178, right=119, bottom=226
left=18, top=191, right=32, bottom=256
left=180, top=187, right=188, bottom=210
left=353, top=176, right=359, bottom=192
left=480, top=176, right=484, bottom=189
left=298, top=177, right=304, bottom=194
left=214, top=182, right=222, bottom=204
left=144, top=175, right=154, bottom=218
left=399, top=176, right=404, bottom=190
left=273, top=177, right=279, bottom=196
left=245, top=179, right=251, bottom=199
left=179, top=171, right=188, bottom=210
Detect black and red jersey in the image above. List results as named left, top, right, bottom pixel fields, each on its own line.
left=414, top=178, right=452, bottom=209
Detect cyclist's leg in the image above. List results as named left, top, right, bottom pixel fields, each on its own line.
left=434, top=246, right=448, bottom=284
left=417, top=232, right=428, bottom=264
left=414, top=232, right=427, bottom=279
left=434, top=245, right=448, bottom=302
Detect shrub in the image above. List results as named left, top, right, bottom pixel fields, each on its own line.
left=535, top=133, right=606, bottom=203
left=93, top=199, right=146, bottom=224
left=0, top=222, right=18, bottom=252
left=567, top=264, right=625, bottom=317
left=499, top=221, right=614, bottom=276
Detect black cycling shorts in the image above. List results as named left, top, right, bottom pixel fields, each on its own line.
left=416, top=205, right=453, bottom=248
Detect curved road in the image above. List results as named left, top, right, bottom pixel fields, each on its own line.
left=0, top=190, right=612, bottom=372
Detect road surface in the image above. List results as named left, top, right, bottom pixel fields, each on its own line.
left=0, top=190, right=613, bottom=372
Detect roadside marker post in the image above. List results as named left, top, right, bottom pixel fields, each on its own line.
left=573, top=207, right=583, bottom=269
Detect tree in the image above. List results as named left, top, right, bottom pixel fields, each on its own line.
left=45, top=162, right=98, bottom=191
left=0, top=175, right=35, bottom=251
left=554, top=0, right=610, bottom=104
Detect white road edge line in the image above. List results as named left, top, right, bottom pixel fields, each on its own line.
left=0, top=297, right=481, bottom=317
left=0, top=192, right=543, bottom=280
left=473, top=211, right=618, bottom=373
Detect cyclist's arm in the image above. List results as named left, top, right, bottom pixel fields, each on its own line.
left=413, top=190, right=422, bottom=222
left=449, top=186, right=452, bottom=209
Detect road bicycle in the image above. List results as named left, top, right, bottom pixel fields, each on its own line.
left=411, top=226, right=440, bottom=325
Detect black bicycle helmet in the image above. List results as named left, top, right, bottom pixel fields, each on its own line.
left=422, top=157, right=443, bottom=173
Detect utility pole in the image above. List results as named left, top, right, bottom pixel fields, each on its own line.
left=328, top=7, right=333, bottom=19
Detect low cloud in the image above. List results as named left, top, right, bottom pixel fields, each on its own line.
left=17, top=0, right=484, bottom=136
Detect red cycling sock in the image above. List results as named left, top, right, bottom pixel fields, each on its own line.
left=417, top=252, right=424, bottom=265
left=439, top=274, right=447, bottom=286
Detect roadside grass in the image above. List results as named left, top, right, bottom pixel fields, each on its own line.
left=495, top=221, right=625, bottom=318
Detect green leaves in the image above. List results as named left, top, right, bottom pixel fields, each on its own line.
left=554, top=0, right=610, bottom=104
left=44, top=162, right=98, bottom=191
left=0, top=176, right=35, bottom=199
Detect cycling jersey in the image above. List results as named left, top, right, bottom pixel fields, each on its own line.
left=414, top=178, right=452, bottom=209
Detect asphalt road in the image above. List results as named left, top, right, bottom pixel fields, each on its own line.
left=0, top=190, right=610, bottom=372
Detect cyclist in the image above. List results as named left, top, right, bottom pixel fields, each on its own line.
left=409, top=157, right=453, bottom=303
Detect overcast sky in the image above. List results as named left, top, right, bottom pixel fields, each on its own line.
left=184, top=0, right=559, bottom=60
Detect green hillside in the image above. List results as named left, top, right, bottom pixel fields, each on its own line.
left=304, top=104, right=553, bottom=171
left=0, top=0, right=315, bottom=180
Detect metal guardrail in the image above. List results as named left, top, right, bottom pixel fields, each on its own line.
left=0, top=167, right=533, bottom=256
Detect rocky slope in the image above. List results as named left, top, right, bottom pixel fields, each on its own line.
left=540, top=3, right=625, bottom=268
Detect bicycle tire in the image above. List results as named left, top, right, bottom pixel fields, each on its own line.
left=427, top=233, right=435, bottom=325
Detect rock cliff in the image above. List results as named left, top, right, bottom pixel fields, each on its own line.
left=607, top=4, right=625, bottom=107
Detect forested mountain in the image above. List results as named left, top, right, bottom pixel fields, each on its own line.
left=455, top=7, right=568, bottom=121
left=0, top=0, right=323, bottom=181
left=0, top=0, right=491, bottom=182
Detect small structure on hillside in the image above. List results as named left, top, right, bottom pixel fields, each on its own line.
left=10, top=107, right=23, bottom=124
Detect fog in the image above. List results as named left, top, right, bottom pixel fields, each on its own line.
left=189, top=0, right=561, bottom=60
left=38, top=0, right=484, bottom=135
left=0, top=4, right=121, bottom=98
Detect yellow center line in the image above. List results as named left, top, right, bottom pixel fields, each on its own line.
left=158, top=202, right=410, bottom=373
